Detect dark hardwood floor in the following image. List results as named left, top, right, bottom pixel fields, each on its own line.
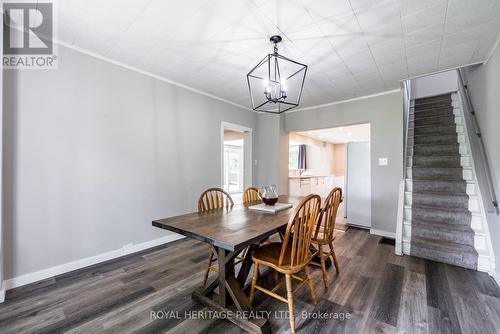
left=1, top=228, right=500, bottom=333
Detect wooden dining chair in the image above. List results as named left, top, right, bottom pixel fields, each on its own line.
left=242, top=186, right=261, bottom=204
left=311, top=187, right=342, bottom=288
left=198, top=187, right=234, bottom=213
left=249, top=194, right=321, bottom=334
left=198, top=188, right=234, bottom=286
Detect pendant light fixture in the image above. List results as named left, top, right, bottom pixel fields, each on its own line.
left=247, top=35, right=307, bottom=114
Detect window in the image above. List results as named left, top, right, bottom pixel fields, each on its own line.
left=289, top=145, right=299, bottom=170
left=223, top=144, right=244, bottom=193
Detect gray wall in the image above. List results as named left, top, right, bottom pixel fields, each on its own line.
left=3, top=46, right=258, bottom=279
left=411, top=70, right=458, bottom=99
left=285, top=92, right=404, bottom=234
left=255, top=113, right=289, bottom=194
left=464, top=43, right=500, bottom=276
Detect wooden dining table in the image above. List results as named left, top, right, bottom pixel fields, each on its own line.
left=152, top=195, right=303, bottom=334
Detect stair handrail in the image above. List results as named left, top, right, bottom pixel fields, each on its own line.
left=457, top=68, right=499, bottom=214
left=396, top=79, right=412, bottom=255
left=402, top=79, right=411, bottom=179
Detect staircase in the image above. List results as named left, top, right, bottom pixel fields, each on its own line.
left=402, top=93, right=492, bottom=270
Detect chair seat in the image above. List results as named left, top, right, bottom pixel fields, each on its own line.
left=252, top=242, right=312, bottom=273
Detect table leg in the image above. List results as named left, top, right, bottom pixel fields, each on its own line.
left=237, top=244, right=257, bottom=286
left=192, top=244, right=271, bottom=334
left=218, top=247, right=234, bottom=307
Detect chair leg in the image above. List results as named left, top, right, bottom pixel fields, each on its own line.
left=319, top=245, right=328, bottom=289
left=249, top=263, right=259, bottom=306
left=273, top=269, right=279, bottom=283
left=330, top=242, right=340, bottom=273
left=285, top=274, right=295, bottom=334
left=304, top=266, right=317, bottom=304
left=203, top=250, right=214, bottom=286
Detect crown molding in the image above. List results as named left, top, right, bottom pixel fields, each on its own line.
left=287, top=89, right=402, bottom=113
left=55, top=40, right=253, bottom=112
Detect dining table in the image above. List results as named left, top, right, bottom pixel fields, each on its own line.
left=152, top=195, right=306, bottom=334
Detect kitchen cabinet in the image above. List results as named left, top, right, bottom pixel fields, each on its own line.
left=288, top=175, right=343, bottom=197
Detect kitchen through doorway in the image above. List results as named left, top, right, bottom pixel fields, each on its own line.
left=288, top=123, right=371, bottom=229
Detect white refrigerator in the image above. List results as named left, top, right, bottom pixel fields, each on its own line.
left=345, top=142, right=371, bottom=228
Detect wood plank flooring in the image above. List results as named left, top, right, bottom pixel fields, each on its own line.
left=1, top=228, right=499, bottom=333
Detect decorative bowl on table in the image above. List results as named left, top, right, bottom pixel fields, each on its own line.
left=259, top=185, right=279, bottom=206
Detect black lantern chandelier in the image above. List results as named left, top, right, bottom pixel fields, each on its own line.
left=247, top=35, right=307, bottom=114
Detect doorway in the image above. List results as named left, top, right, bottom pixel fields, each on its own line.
left=288, top=123, right=371, bottom=229
left=221, top=122, right=252, bottom=203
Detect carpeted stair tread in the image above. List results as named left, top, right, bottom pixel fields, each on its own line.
left=412, top=219, right=474, bottom=232
left=413, top=134, right=458, bottom=145
left=413, top=124, right=457, bottom=135
left=408, top=93, right=478, bottom=270
left=412, top=205, right=471, bottom=225
left=413, top=115, right=456, bottom=126
left=413, top=108, right=454, bottom=117
left=413, top=113, right=456, bottom=121
left=414, top=97, right=452, bottom=106
left=411, top=167, right=463, bottom=180
left=411, top=237, right=476, bottom=254
left=411, top=155, right=461, bottom=168
left=412, top=191, right=468, bottom=209
left=411, top=220, right=475, bottom=245
left=412, top=144, right=459, bottom=156
left=412, top=204, right=470, bottom=213
left=411, top=190, right=469, bottom=198
left=410, top=237, right=478, bottom=270
left=411, top=178, right=467, bottom=193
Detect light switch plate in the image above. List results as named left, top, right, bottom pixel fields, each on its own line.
left=378, top=158, right=388, bottom=166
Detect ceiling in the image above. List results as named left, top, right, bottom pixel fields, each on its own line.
left=59, top=0, right=500, bottom=110
left=294, top=123, right=371, bottom=144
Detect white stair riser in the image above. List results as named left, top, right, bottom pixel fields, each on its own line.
left=402, top=240, right=411, bottom=254
left=475, top=234, right=487, bottom=251
left=478, top=255, right=491, bottom=272
left=403, top=223, right=411, bottom=239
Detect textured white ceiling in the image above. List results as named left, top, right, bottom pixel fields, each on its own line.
left=58, top=0, right=500, bottom=110
left=294, top=123, right=371, bottom=144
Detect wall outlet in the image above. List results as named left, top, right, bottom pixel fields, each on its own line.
left=378, top=158, right=388, bottom=166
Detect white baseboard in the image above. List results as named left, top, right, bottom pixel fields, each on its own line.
left=0, top=281, right=5, bottom=303
left=370, top=228, right=396, bottom=239
left=3, top=233, right=184, bottom=291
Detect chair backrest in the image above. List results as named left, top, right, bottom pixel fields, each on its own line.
left=315, top=187, right=342, bottom=241
left=279, top=194, right=321, bottom=268
left=242, top=187, right=261, bottom=204
left=197, top=188, right=234, bottom=213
